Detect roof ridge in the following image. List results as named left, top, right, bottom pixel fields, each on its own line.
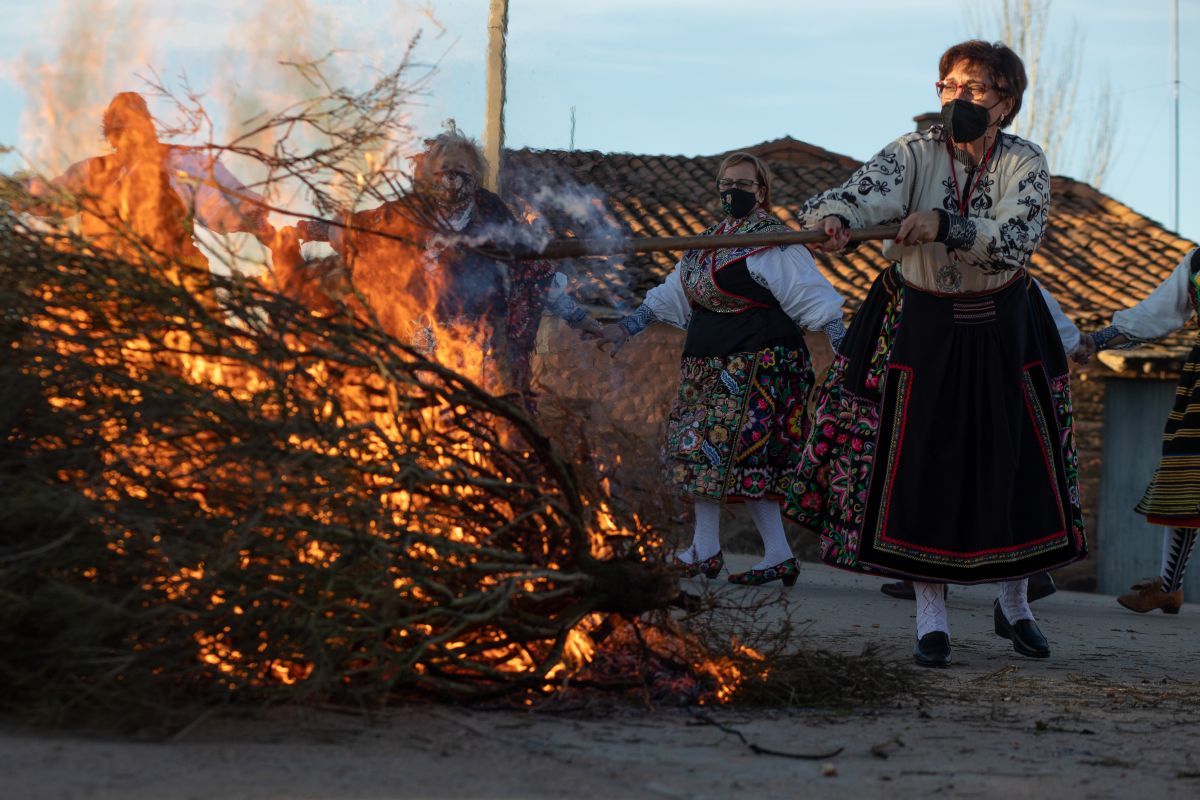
left=1052, top=174, right=1198, bottom=251
left=504, top=136, right=859, bottom=168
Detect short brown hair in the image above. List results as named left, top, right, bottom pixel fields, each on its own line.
left=717, top=151, right=774, bottom=208
left=938, top=40, right=1027, bottom=128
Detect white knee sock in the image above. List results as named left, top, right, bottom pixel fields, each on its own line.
left=914, top=581, right=949, bottom=639
left=679, top=499, right=722, bottom=563
left=998, top=578, right=1033, bottom=623
left=745, top=500, right=794, bottom=569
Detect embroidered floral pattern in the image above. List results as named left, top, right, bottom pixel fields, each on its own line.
left=674, top=550, right=725, bottom=579
left=782, top=280, right=903, bottom=568
left=980, top=166, right=1050, bottom=274
left=943, top=213, right=977, bottom=251
left=727, top=557, right=799, bottom=586
left=782, top=355, right=884, bottom=568
left=678, top=210, right=791, bottom=314
left=664, top=345, right=813, bottom=502
left=1050, top=373, right=1087, bottom=551
left=800, top=149, right=908, bottom=223
left=866, top=285, right=904, bottom=392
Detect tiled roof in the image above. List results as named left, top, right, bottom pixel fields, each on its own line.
left=501, top=136, right=1197, bottom=327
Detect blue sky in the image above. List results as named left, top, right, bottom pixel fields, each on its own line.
left=1, top=0, right=1196, bottom=242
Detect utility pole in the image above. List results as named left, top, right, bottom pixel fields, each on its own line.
left=1171, top=0, right=1180, bottom=231
left=483, top=0, right=509, bottom=194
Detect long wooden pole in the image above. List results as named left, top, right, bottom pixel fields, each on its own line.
left=482, top=0, right=509, bottom=194
left=506, top=224, right=902, bottom=261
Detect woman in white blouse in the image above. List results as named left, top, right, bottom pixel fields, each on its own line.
left=792, top=40, right=1088, bottom=667
left=1088, top=248, right=1200, bottom=615
left=600, top=152, right=845, bottom=586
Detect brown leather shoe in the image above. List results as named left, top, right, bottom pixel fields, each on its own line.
left=1117, top=577, right=1184, bottom=614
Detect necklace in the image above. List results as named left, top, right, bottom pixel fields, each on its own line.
left=947, top=136, right=998, bottom=216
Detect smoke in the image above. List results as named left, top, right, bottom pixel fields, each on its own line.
left=501, top=156, right=635, bottom=313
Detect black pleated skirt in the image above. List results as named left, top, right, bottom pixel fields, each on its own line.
left=783, top=266, right=1087, bottom=583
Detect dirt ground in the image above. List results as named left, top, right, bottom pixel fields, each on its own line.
left=5, top=556, right=1200, bottom=800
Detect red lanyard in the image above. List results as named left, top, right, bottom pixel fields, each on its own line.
left=947, top=137, right=998, bottom=216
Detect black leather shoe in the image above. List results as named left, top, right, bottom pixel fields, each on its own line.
left=881, top=580, right=915, bottom=599
left=1027, top=572, right=1057, bottom=602
left=913, top=631, right=951, bottom=667
left=881, top=580, right=947, bottom=601
left=993, top=600, right=1050, bottom=658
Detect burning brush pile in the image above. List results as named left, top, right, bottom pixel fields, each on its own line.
left=0, top=66, right=914, bottom=732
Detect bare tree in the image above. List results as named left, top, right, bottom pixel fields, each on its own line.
left=970, top=0, right=1120, bottom=187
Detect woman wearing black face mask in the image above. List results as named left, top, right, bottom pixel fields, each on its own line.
left=788, top=40, right=1089, bottom=667
left=599, top=153, right=846, bottom=586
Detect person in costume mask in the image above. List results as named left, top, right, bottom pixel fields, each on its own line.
left=296, top=129, right=593, bottom=403
left=599, top=153, right=846, bottom=587
left=790, top=40, right=1090, bottom=667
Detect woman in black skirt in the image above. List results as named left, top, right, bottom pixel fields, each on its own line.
left=787, top=40, right=1089, bottom=666
left=1088, top=248, right=1200, bottom=615
left=601, top=153, right=845, bottom=586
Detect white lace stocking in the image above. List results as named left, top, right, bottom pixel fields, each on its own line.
left=914, top=581, right=949, bottom=639
left=746, top=500, right=794, bottom=569
left=678, top=499, right=722, bottom=563
left=998, top=578, right=1033, bottom=623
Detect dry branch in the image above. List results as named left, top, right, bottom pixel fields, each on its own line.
left=0, top=204, right=675, bottom=729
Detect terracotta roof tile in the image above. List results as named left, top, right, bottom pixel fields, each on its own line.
left=502, top=139, right=1197, bottom=323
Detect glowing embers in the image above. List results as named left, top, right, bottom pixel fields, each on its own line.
left=4, top=205, right=674, bottom=716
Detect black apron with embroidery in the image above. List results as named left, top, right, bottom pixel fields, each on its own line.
left=784, top=267, right=1087, bottom=583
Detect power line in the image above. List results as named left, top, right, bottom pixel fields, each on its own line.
left=1171, top=0, right=1180, bottom=231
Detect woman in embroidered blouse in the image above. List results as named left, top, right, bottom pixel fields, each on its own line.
left=791, top=40, right=1088, bottom=667
left=1087, top=248, right=1200, bottom=615
left=600, top=152, right=845, bottom=586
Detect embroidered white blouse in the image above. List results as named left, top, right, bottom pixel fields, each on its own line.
left=799, top=125, right=1081, bottom=353
left=622, top=244, right=845, bottom=342
left=800, top=125, right=1050, bottom=295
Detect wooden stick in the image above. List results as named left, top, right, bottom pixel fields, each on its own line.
left=489, top=224, right=902, bottom=261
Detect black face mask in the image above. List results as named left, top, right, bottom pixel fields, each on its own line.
left=940, top=99, right=994, bottom=144
left=720, top=187, right=758, bottom=219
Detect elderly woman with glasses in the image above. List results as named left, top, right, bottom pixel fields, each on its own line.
left=600, top=152, right=846, bottom=586
left=788, top=40, right=1089, bottom=667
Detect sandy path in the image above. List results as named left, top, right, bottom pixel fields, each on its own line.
left=5, top=557, right=1200, bottom=799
